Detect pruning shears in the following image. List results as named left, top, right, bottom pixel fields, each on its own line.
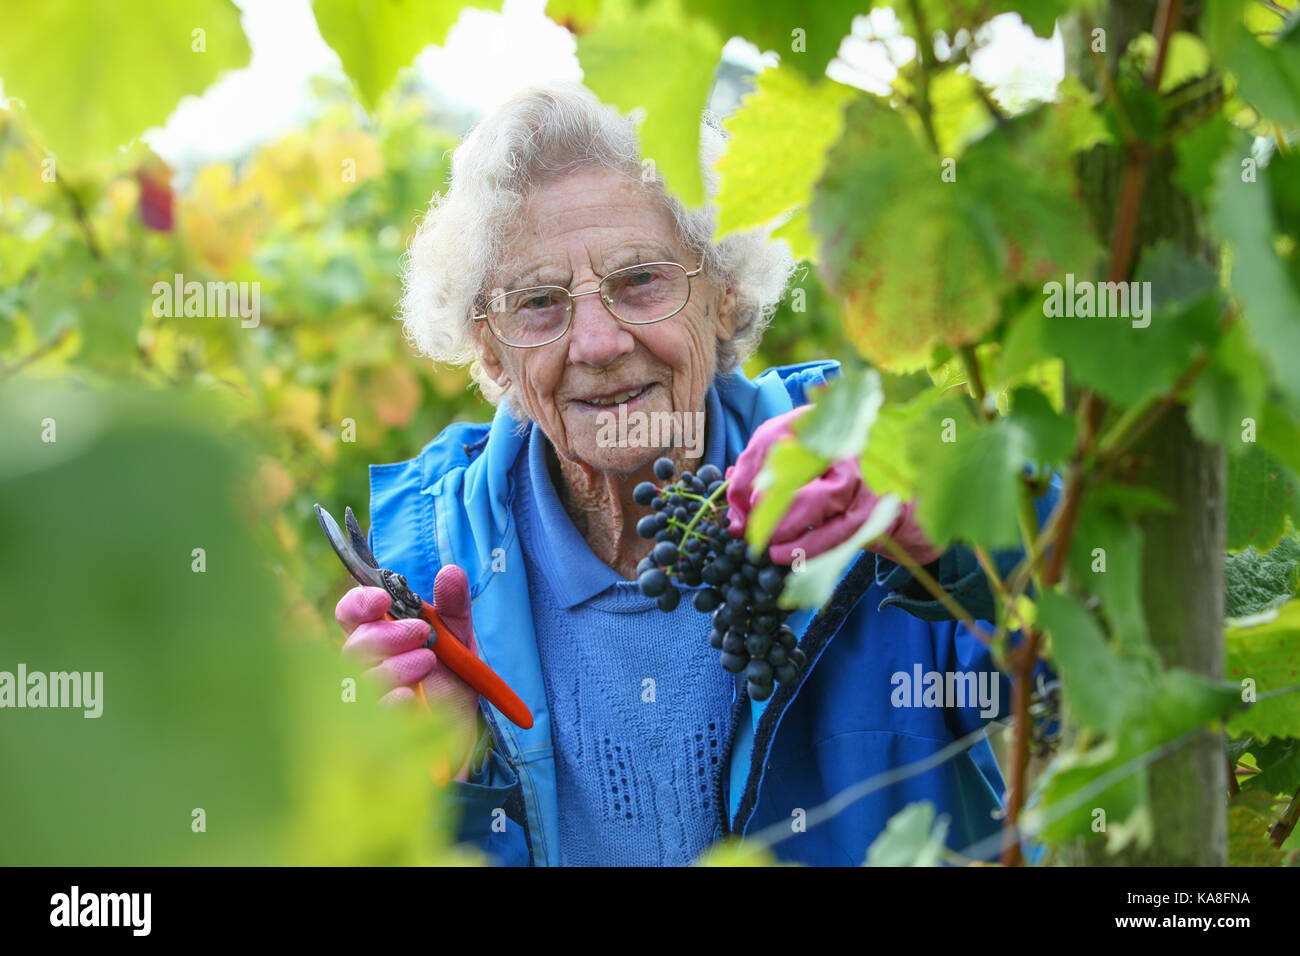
left=314, top=503, right=534, bottom=730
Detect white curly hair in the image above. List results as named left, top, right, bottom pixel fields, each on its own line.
left=397, top=82, right=796, bottom=407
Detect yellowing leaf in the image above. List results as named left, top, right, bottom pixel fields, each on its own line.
left=178, top=163, right=268, bottom=273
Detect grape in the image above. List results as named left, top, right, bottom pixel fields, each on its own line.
left=693, top=588, right=722, bottom=612
left=632, top=456, right=807, bottom=692
left=719, top=651, right=748, bottom=673
left=652, top=541, right=678, bottom=566
left=633, top=481, right=658, bottom=506
left=638, top=568, right=667, bottom=597
left=746, top=659, right=773, bottom=683
left=758, top=566, right=785, bottom=594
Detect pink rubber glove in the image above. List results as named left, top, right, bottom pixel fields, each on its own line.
left=336, top=564, right=481, bottom=781
left=726, top=405, right=943, bottom=567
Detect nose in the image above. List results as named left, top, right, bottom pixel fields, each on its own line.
left=566, top=288, right=635, bottom=367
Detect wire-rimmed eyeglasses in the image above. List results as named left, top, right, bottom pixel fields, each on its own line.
left=472, top=261, right=702, bottom=348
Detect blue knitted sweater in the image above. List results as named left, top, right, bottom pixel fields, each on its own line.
left=511, top=385, right=735, bottom=866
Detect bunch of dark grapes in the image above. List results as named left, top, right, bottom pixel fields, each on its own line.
left=634, top=456, right=807, bottom=702
left=1028, top=677, right=1062, bottom=758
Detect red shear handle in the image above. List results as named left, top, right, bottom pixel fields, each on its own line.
left=411, top=600, right=534, bottom=730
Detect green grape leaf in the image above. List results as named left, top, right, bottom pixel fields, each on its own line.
left=898, top=0, right=1068, bottom=41
left=1228, top=733, right=1256, bottom=765
left=1187, top=322, right=1269, bottom=449
left=1226, top=531, right=1300, bottom=618
left=1005, top=385, right=1075, bottom=466
left=864, top=802, right=949, bottom=867
left=1211, top=140, right=1300, bottom=409
left=1226, top=445, right=1299, bottom=552
left=1218, top=18, right=1300, bottom=129
left=681, top=0, right=860, bottom=80
left=926, top=68, right=992, bottom=159
left=1244, top=737, right=1300, bottom=795
left=910, top=410, right=1022, bottom=550
left=812, top=97, right=1001, bottom=371
left=1087, top=482, right=1176, bottom=519
left=545, top=0, right=602, bottom=30
left=1260, top=401, right=1300, bottom=476
left=1173, top=113, right=1233, bottom=202
left=1226, top=600, right=1300, bottom=740
left=960, top=105, right=1103, bottom=287
left=791, top=365, right=884, bottom=460
left=1067, top=496, right=1151, bottom=653
left=1037, top=590, right=1141, bottom=734
left=577, top=0, right=722, bottom=207
left=1039, top=242, right=1222, bottom=408
left=745, top=367, right=885, bottom=558
left=1228, top=789, right=1288, bottom=866
left=1030, top=651, right=1239, bottom=847
left=1202, top=0, right=1249, bottom=65
left=859, top=388, right=947, bottom=502
left=814, top=97, right=1099, bottom=373
left=778, top=494, right=901, bottom=611
left=0, top=0, right=250, bottom=167
left=715, top=68, right=854, bottom=240
left=744, top=438, right=827, bottom=556
left=989, top=0, right=1072, bottom=38
left=314, top=0, right=502, bottom=111
left=1028, top=738, right=1151, bottom=850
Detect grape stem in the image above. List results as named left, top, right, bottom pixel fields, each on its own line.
left=678, top=478, right=730, bottom=543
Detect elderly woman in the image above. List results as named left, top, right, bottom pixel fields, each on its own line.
left=336, top=85, right=1039, bottom=866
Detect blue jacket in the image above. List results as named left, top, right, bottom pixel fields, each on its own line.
left=367, top=360, right=1053, bottom=866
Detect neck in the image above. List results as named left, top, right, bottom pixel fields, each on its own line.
left=550, top=446, right=704, bottom=580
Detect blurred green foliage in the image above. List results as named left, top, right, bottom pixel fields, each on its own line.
left=0, top=382, right=471, bottom=864
left=4, top=0, right=1300, bottom=868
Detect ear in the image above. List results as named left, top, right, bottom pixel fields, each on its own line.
left=473, top=317, right=511, bottom=387
left=714, top=279, right=740, bottom=342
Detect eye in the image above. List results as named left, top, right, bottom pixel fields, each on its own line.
left=624, top=269, right=656, bottom=286
left=520, top=292, right=561, bottom=310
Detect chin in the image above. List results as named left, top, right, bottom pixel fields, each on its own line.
left=574, top=441, right=659, bottom=477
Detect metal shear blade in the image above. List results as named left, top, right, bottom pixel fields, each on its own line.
left=314, top=503, right=383, bottom=589
left=343, top=506, right=380, bottom=569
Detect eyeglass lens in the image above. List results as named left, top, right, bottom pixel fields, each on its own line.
left=486, top=263, right=690, bottom=347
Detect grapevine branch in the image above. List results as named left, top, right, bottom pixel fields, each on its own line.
left=1270, top=786, right=1300, bottom=848
left=999, top=0, right=1184, bottom=867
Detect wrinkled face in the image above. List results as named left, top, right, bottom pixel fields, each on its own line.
left=475, top=167, right=737, bottom=475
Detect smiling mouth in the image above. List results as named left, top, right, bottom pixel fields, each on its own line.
left=574, top=383, right=655, bottom=408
